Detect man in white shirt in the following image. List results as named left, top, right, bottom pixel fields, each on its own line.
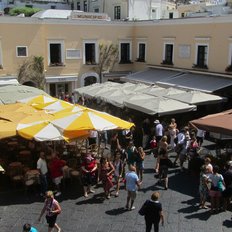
left=154, top=120, right=163, bottom=143
left=37, top=151, right=48, bottom=196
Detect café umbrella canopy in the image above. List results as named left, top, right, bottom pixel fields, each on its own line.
left=52, top=108, right=134, bottom=138
left=33, top=99, right=73, bottom=113
left=0, top=119, right=17, bottom=139
left=17, top=118, right=89, bottom=142
left=18, top=95, right=57, bottom=107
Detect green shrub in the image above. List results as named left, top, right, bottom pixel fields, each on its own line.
left=9, top=7, right=42, bottom=17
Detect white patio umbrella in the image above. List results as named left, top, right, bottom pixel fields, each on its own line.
left=165, top=90, right=225, bottom=105
left=124, top=94, right=196, bottom=116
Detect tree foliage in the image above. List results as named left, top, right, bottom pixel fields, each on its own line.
left=94, top=42, right=118, bottom=82
left=18, top=56, right=45, bottom=89
left=9, top=7, right=41, bottom=17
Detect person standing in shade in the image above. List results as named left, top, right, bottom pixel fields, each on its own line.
left=125, top=165, right=141, bottom=210
left=139, top=192, right=164, bottom=232
left=37, top=151, right=48, bottom=197
left=49, top=152, right=66, bottom=197
left=38, top=191, right=62, bottom=232
left=154, top=120, right=163, bottom=143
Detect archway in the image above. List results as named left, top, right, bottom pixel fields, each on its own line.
left=80, top=72, right=99, bottom=87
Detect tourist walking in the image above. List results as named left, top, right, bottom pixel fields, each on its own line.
left=113, top=151, right=124, bottom=197
left=81, top=153, right=97, bottom=198
left=135, top=146, right=145, bottom=182
left=208, top=165, right=225, bottom=213
left=38, top=191, right=62, bottom=232
left=199, top=165, right=210, bottom=209
left=168, top=118, right=178, bottom=150
left=99, top=157, right=115, bottom=199
left=155, top=149, right=170, bottom=190
left=125, top=165, right=141, bottom=210
left=139, top=191, right=164, bottom=232
left=49, top=152, right=66, bottom=197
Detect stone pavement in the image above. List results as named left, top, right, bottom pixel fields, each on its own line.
left=0, top=149, right=232, bottom=232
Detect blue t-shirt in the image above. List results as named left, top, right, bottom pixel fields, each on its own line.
left=30, top=227, right=38, bottom=232
left=126, top=171, right=139, bottom=191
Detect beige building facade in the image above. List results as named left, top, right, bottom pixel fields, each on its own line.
left=0, top=15, right=232, bottom=96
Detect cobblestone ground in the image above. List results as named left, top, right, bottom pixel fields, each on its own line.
left=0, top=145, right=232, bottom=232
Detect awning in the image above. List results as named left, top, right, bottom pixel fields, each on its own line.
left=120, top=68, right=182, bottom=84
left=45, top=75, right=77, bottom=83
left=121, top=68, right=232, bottom=93
left=157, top=72, right=232, bottom=93
left=190, top=109, right=232, bottom=135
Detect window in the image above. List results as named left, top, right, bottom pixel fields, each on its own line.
left=119, top=42, right=132, bottom=64
left=137, top=43, right=146, bottom=62
left=66, top=49, right=81, bottom=59
left=51, top=5, right=56, bottom=9
left=0, top=42, right=2, bottom=68
left=16, top=46, right=28, bottom=57
left=225, top=43, right=232, bottom=72
left=83, top=40, right=98, bottom=65
left=162, top=43, right=173, bottom=65
left=84, top=0, right=87, bottom=12
left=94, top=8, right=99, bottom=13
left=48, top=41, right=64, bottom=66
left=169, top=12, right=173, bottom=19
left=195, top=44, right=208, bottom=69
left=114, top=6, right=121, bottom=20
left=77, top=2, right=80, bottom=10
left=228, top=44, right=232, bottom=66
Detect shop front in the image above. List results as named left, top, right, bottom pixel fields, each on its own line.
left=45, top=75, right=78, bottom=98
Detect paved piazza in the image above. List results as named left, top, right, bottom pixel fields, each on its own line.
left=0, top=147, right=231, bottom=232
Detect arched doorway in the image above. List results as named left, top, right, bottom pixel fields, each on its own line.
left=80, top=72, right=99, bottom=87
left=84, top=76, right=97, bottom=86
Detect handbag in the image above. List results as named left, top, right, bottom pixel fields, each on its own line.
left=139, top=200, right=148, bottom=216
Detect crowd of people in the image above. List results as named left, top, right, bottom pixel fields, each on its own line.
left=20, top=116, right=232, bottom=232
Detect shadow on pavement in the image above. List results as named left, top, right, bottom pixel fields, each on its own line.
left=105, top=207, right=128, bottom=216
left=223, top=219, right=232, bottom=228
left=168, top=172, right=197, bottom=197
left=75, top=192, right=105, bottom=205
left=184, top=210, right=211, bottom=221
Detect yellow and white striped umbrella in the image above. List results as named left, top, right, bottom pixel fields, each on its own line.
left=34, top=99, right=73, bottom=113
left=18, top=95, right=57, bottom=107
left=52, top=108, right=134, bottom=138
left=17, top=120, right=64, bottom=141
left=17, top=113, right=89, bottom=141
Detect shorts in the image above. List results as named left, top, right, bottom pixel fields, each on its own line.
left=46, top=214, right=57, bottom=228
left=53, top=176, right=63, bottom=185
left=136, top=161, right=144, bottom=170
left=159, top=165, right=168, bottom=178
left=127, top=190, right=137, bottom=200
left=209, top=190, right=222, bottom=198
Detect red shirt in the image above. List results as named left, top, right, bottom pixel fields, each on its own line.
left=49, top=158, right=66, bottom=179
left=81, top=159, right=96, bottom=176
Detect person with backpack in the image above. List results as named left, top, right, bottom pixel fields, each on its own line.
left=139, top=191, right=164, bottom=232
left=38, top=191, right=62, bottom=232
